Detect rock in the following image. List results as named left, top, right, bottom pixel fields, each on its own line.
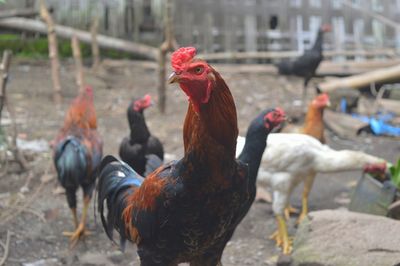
left=292, top=209, right=400, bottom=266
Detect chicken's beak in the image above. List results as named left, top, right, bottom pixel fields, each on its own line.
left=326, top=100, right=332, bottom=107
left=168, top=72, right=180, bottom=84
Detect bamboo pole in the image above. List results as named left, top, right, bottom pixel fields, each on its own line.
left=71, top=35, right=85, bottom=93
left=158, top=0, right=178, bottom=113
left=39, top=0, right=62, bottom=105
left=0, top=17, right=158, bottom=60
left=318, top=64, right=400, bottom=92
left=90, top=17, right=100, bottom=71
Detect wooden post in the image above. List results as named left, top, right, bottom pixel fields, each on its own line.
left=0, top=50, right=12, bottom=124
left=39, top=0, right=62, bottom=105
left=158, top=0, right=178, bottom=113
left=0, top=50, right=28, bottom=171
left=71, top=35, right=85, bottom=93
left=90, top=16, right=100, bottom=71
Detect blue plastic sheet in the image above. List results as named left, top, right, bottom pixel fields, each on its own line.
left=340, top=97, right=400, bottom=136
left=351, top=113, right=400, bottom=137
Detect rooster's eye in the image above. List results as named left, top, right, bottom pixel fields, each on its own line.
left=195, top=66, right=203, bottom=74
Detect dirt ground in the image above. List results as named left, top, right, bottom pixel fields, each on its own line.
left=0, top=59, right=398, bottom=266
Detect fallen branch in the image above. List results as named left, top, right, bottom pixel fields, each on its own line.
left=0, top=8, right=38, bottom=19
left=318, top=64, right=400, bottom=92
left=0, top=17, right=158, bottom=60
left=0, top=231, right=11, bottom=266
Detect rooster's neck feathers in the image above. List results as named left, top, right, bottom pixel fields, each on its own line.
left=127, top=110, right=151, bottom=143
left=302, top=103, right=325, bottom=143
left=183, top=68, right=238, bottom=178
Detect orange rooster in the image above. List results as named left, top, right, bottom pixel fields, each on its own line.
left=97, top=47, right=253, bottom=265
left=53, top=86, right=103, bottom=247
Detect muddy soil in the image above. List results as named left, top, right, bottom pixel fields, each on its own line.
left=0, top=59, right=398, bottom=266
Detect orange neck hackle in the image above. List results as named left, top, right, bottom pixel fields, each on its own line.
left=64, top=86, right=97, bottom=130
left=170, top=47, right=238, bottom=184
left=301, top=93, right=330, bottom=143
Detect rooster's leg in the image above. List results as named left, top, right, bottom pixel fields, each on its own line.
left=62, top=208, right=79, bottom=236
left=297, top=174, right=316, bottom=225
left=65, top=196, right=92, bottom=247
left=284, top=205, right=299, bottom=220
left=71, top=208, right=78, bottom=228
left=276, top=215, right=292, bottom=254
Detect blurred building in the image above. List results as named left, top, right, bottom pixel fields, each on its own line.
left=2, top=0, right=400, bottom=53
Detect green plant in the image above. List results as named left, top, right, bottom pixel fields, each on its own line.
left=389, top=158, right=400, bottom=189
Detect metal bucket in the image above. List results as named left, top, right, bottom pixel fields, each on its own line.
left=349, top=174, right=398, bottom=217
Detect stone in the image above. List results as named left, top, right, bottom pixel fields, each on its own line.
left=292, top=209, right=400, bottom=266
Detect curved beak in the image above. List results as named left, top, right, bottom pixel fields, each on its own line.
left=168, top=72, right=180, bottom=84
left=326, top=100, right=332, bottom=107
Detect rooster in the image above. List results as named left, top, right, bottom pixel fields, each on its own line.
left=98, top=47, right=254, bottom=265
left=275, top=24, right=331, bottom=101
left=119, top=94, right=164, bottom=176
left=237, top=132, right=387, bottom=254
left=53, top=86, right=103, bottom=247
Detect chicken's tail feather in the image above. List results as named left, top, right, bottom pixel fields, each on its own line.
left=54, top=136, right=88, bottom=190
left=97, top=155, right=143, bottom=250
left=144, top=154, right=163, bottom=176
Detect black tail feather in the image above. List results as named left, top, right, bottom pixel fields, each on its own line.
left=144, top=154, right=163, bottom=176
left=97, top=155, right=143, bottom=250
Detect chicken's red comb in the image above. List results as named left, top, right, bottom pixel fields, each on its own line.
left=85, top=85, right=93, bottom=95
left=316, top=93, right=329, bottom=101
left=171, top=47, right=197, bottom=71
left=274, top=107, right=285, bottom=116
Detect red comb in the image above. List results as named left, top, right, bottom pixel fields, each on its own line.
left=317, top=93, right=329, bottom=101
left=171, top=47, right=197, bottom=71
left=275, top=107, right=285, bottom=115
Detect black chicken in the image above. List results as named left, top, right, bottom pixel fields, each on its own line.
left=119, top=94, right=164, bottom=176
left=276, top=24, right=331, bottom=101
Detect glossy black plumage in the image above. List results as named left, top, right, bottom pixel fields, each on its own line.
left=54, top=136, right=101, bottom=208
left=97, top=154, right=250, bottom=265
left=275, top=26, right=327, bottom=98
left=236, top=109, right=280, bottom=218
left=119, top=100, right=164, bottom=176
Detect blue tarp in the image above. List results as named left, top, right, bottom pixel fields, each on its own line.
left=341, top=97, right=400, bottom=137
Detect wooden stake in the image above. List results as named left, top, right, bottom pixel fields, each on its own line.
left=0, top=50, right=12, bottom=124
left=90, top=17, right=100, bottom=71
left=71, top=35, right=85, bottom=93
left=39, top=0, right=62, bottom=105
left=158, top=0, right=178, bottom=113
left=0, top=50, right=28, bottom=171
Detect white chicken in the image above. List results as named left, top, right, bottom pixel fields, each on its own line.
left=236, top=133, right=387, bottom=254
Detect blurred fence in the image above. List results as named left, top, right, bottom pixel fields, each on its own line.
left=1, top=0, right=400, bottom=57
